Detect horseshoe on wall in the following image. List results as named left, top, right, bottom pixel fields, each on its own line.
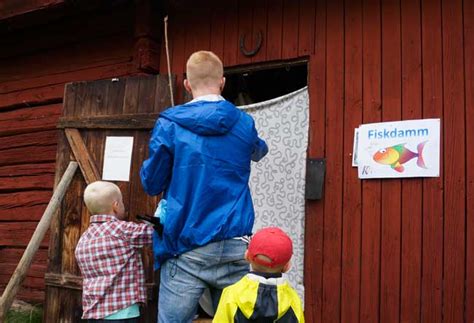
left=240, top=30, right=263, bottom=57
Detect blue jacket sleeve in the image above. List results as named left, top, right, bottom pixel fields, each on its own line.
left=250, top=122, right=268, bottom=162
left=140, top=118, right=173, bottom=196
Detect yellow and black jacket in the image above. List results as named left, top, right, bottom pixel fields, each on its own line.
left=213, top=273, right=305, bottom=322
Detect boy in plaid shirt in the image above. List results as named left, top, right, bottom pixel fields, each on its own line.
left=75, top=181, right=153, bottom=322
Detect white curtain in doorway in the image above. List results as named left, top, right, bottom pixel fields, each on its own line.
left=239, top=86, right=309, bottom=302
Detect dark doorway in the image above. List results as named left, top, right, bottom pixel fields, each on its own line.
left=222, top=61, right=308, bottom=106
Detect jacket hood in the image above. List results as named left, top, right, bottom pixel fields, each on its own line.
left=160, top=100, right=240, bottom=135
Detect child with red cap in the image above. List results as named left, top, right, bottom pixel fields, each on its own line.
left=213, top=227, right=305, bottom=322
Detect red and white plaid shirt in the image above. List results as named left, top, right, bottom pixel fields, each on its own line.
left=75, top=214, right=153, bottom=319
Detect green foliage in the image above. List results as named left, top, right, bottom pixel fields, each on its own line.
left=6, top=306, right=42, bottom=323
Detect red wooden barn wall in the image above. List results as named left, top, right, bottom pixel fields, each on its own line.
left=160, top=0, right=473, bottom=322
left=0, top=2, right=155, bottom=303
left=0, top=0, right=472, bottom=322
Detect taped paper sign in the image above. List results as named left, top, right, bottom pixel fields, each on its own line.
left=355, top=119, right=440, bottom=179
left=102, top=136, right=134, bottom=182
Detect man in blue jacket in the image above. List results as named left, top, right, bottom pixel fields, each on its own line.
left=140, top=50, right=268, bottom=322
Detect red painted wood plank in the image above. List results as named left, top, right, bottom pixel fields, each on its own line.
left=0, top=84, right=64, bottom=110
left=0, top=204, right=48, bottom=221
left=380, top=1, right=402, bottom=322
left=400, top=1, right=422, bottom=322
left=322, top=0, right=344, bottom=321
left=0, top=145, right=57, bottom=167
left=0, top=60, right=136, bottom=95
left=464, top=0, right=474, bottom=320
left=1, top=34, right=133, bottom=85
left=266, top=0, right=283, bottom=61
left=0, top=163, right=55, bottom=177
left=0, top=248, right=48, bottom=265
left=0, top=62, right=137, bottom=110
left=169, top=10, right=186, bottom=104
left=0, top=174, right=54, bottom=191
left=360, top=1, right=382, bottom=321
left=282, top=0, right=299, bottom=59
left=0, top=130, right=57, bottom=151
left=209, top=0, right=226, bottom=62
left=0, top=191, right=51, bottom=209
left=298, top=0, right=316, bottom=56
left=1, top=6, right=133, bottom=60
left=341, top=1, right=362, bottom=322
left=304, top=1, right=326, bottom=321
left=442, top=0, right=466, bottom=321
left=0, top=222, right=49, bottom=247
left=222, top=0, right=239, bottom=66
left=237, top=0, right=253, bottom=66
left=0, top=104, right=61, bottom=137
left=251, top=0, right=268, bottom=63
left=420, top=1, right=443, bottom=321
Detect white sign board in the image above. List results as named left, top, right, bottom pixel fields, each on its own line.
left=356, top=119, right=440, bottom=179
left=102, top=136, right=134, bottom=182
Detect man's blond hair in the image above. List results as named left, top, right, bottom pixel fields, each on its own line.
left=83, top=181, right=122, bottom=215
left=186, top=51, right=223, bottom=89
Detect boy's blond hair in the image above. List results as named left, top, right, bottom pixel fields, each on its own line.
left=186, top=51, right=224, bottom=90
left=83, top=181, right=122, bottom=215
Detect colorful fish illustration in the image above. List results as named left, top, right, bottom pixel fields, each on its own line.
left=373, top=141, right=427, bottom=173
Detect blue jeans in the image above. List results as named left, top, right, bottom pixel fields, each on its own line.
left=158, top=239, right=249, bottom=323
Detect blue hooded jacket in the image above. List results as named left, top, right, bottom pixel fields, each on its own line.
left=140, top=99, right=268, bottom=268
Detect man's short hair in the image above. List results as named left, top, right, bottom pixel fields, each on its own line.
left=83, top=181, right=121, bottom=215
left=186, top=51, right=224, bottom=89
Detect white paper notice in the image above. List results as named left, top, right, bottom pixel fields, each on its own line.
left=102, top=136, right=134, bottom=182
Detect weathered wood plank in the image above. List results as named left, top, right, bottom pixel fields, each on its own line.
left=298, top=0, right=315, bottom=56
left=237, top=0, right=253, bottom=66
left=0, top=248, right=48, bottom=265
left=266, top=0, right=283, bottom=61
left=0, top=175, right=54, bottom=192
left=400, top=0, right=422, bottom=322
left=0, top=130, right=57, bottom=151
left=44, top=273, right=82, bottom=291
left=222, top=0, right=239, bottom=66
left=0, top=104, right=61, bottom=136
left=442, top=0, right=466, bottom=321
left=380, top=1, right=402, bottom=322
left=282, top=0, right=299, bottom=59
left=360, top=0, right=382, bottom=321
left=341, top=1, right=362, bottom=322
left=303, top=1, right=326, bottom=321
left=0, top=0, right=64, bottom=20
left=465, top=0, right=474, bottom=320
left=251, top=0, right=268, bottom=63
left=0, top=62, right=137, bottom=110
left=0, top=145, right=57, bottom=166
left=0, top=163, right=55, bottom=177
left=421, top=0, right=443, bottom=321
left=64, top=128, right=100, bottom=185
left=0, top=191, right=51, bottom=220
left=0, top=223, right=49, bottom=247
left=322, top=0, right=344, bottom=321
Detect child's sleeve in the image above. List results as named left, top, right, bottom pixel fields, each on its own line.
left=212, top=288, right=239, bottom=323
left=120, top=222, right=154, bottom=248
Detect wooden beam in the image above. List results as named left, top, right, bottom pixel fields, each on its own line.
left=64, top=129, right=100, bottom=185
left=44, top=273, right=82, bottom=291
left=0, top=0, right=64, bottom=20
left=0, top=161, right=78, bottom=321
left=58, top=113, right=159, bottom=129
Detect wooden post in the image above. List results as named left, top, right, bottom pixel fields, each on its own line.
left=0, top=161, right=78, bottom=321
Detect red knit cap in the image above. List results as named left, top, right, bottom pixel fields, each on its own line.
left=247, top=227, right=293, bottom=268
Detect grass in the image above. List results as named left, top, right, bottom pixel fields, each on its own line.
left=6, top=306, right=42, bottom=323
